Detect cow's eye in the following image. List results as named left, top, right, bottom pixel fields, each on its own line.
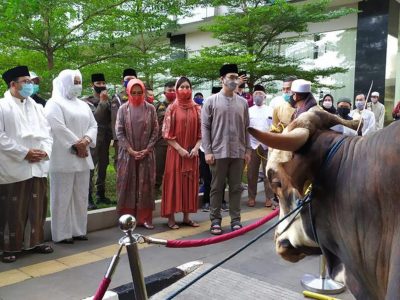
left=271, top=180, right=281, bottom=188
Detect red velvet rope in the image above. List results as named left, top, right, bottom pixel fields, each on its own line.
left=166, top=209, right=279, bottom=248
left=93, top=277, right=111, bottom=300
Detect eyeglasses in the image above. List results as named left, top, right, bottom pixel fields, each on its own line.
left=15, top=79, right=33, bottom=84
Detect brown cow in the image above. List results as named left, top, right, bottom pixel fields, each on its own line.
left=248, top=109, right=400, bottom=299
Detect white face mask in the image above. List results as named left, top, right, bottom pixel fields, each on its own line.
left=68, top=84, right=82, bottom=99
left=371, top=97, right=378, bottom=103
left=323, top=101, right=332, bottom=109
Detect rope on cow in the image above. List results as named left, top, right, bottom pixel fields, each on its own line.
left=164, top=196, right=312, bottom=299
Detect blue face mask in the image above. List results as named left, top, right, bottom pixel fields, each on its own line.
left=194, top=97, right=203, bottom=105
left=283, top=93, right=291, bottom=102
left=123, top=80, right=130, bottom=88
left=32, top=84, right=39, bottom=94
left=19, top=83, right=34, bottom=98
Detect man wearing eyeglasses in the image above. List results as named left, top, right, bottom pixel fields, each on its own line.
left=0, top=66, right=54, bottom=263
left=201, top=63, right=251, bottom=235
left=83, top=73, right=113, bottom=209
left=349, top=94, right=376, bottom=136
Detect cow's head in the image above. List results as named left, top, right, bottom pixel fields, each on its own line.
left=248, top=108, right=359, bottom=263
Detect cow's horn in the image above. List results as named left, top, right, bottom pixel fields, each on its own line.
left=247, top=127, right=310, bottom=152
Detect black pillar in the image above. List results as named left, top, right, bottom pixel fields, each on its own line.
left=354, top=0, right=389, bottom=103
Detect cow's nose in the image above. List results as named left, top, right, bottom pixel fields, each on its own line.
left=278, top=239, right=292, bottom=249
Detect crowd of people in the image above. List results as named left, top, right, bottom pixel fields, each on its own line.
left=0, top=63, right=395, bottom=263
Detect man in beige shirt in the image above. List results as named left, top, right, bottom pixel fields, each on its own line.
left=201, top=63, right=251, bottom=235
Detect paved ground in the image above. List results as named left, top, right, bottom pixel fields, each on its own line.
left=0, top=190, right=355, bottom=300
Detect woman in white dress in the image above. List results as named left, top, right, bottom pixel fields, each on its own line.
left=45, top=70, right=97, bottom=243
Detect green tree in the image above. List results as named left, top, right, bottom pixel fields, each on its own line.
left=171, top=0, right=357, bottom=90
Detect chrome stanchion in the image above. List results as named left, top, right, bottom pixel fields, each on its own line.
left=301, top=255, right=345, bottom=294
left=119, top=215, right=148, bottom=300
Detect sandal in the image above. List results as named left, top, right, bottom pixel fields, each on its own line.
left=265, top=198, right=273, bottom=208
left=167, top=222, right=180, bottom=230
left=231, top=221, right=243, bottom=232
left=142, top=222, right=155, bottom=230
left=2, top=252, right=16, bottom=263
left=210, top=220, right=223, bottom=235
left=181, top=220, right=200, bottom=227
left=247, top=199, right=256, bottom=207
left=33, top=244, right=54, bottom=254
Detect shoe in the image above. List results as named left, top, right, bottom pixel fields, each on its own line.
left=202, top=203, right=210, bottom=212
left=73, top=235, right=88, bottom=241
left=57, top=238, right=74, bottom=244
left=96, top=194, right=112, bottom=205
left=221, top=202, right=229, bottom=212
left=247, top=198, right=256, bottom=207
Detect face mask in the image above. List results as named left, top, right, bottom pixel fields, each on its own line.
left=253, top=95, right=264, bottom=106
left=93, top=85, right=106, bottom=94
left=177, top=89, right=192, bottom=100
left=371, top=97, right=378, bottom=103
left=224, top=78, right=238, bottom=91
left=123, top=80, right=130, bottom=88
left=146, top=96, right=154, bottom=104
left=283, top=93, right=291, bottom=102
left=337, top=107, right=350, bottom=118
left=68, top=84, right=82, bottom=99
left=165, top=91, right=176, bottom=102
left=356, top=101, right=365, bottom=110
left=194, top=97, right=204, bottom=105
left=32, top=84, right=39, bottom=94
left=19, top=83, right=34, bottom=98
left=323, top=101, right=332, bottom=109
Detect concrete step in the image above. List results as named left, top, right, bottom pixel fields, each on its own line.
left=151, top=263, right=303, bottom=300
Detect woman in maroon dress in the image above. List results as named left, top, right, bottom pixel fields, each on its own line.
left=115, top=79, right=158, bottom=229
left=161, top=77, right=201, bottom=229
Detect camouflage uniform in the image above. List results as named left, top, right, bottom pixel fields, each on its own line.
left=110, top=91, right=129, bottom=168
left=154, top=100, right=171, bottom=189
left=82, top=95, right=113, bottom=200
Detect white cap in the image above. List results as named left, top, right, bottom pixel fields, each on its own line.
left=291, top=79, right=311, bottom=93
left=371, top=91, right=379, bottom=97
left=29, top=71, right=39, bottom=79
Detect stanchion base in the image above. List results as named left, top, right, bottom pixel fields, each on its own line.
left=301, top=274, right=346, bottom=294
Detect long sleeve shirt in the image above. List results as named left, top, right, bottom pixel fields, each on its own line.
left=45, top=97, right=97, bottom=173
left=249, top=104, right=272, bottom=149
left=0, top=91, right=53, bottom=184
left=349, top=108, right=376, bottom=136
left=201, top=91, right=250, bottom=159
left=368, top=102, right=385, bottom=130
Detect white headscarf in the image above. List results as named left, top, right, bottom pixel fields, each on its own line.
left=51, top=69, right=82, bottom=101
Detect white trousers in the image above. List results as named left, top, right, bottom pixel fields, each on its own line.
left=50, top=171, right=89, bottom=242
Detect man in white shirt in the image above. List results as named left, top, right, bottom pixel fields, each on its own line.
left=367, top=91, right=385, bottom=130
left=247, top=85, right=274, bottom=208
left=349, top=93, right=376, bottom=136
left=0, top=66, right=53, bottom=263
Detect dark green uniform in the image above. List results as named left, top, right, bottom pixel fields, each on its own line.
left=83, top=95, right=113, bottom=200
left=110, top=91, right=128, bottom=168
left=154, top=100, right=171, bottom=189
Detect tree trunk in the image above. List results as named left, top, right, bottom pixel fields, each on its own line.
left=46, top=50, right=54, bottom=70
